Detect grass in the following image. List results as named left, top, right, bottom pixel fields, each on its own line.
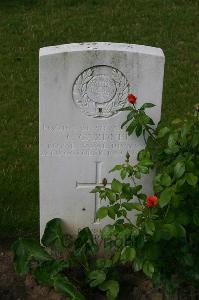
left=0, top=0, right=198, bottom=240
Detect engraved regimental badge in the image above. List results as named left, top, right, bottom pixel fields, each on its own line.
left=72, top=65, right=129, bottom=118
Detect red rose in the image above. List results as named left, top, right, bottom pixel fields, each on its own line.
left=146, top=195, right=158, bottom=208
left=128, top=93, right=137, bottom=104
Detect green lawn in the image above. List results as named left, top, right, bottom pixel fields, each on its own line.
left=0, top=0, right=198, bottom=240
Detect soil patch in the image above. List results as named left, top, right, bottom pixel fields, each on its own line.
left=0, top=245, right=65, bottom=300
left=0, top=245, right=197, bottom=300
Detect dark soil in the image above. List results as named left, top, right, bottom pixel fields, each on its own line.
left=0, top=245, right=65, bottom=300
left=0, top=244, right=198, bottom=300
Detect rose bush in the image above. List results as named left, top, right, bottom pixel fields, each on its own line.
left=94, top=96, right=199, bottom=297
left=12, top=96, right=199, bottom=299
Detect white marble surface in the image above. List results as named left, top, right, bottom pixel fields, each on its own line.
left=39, top=42, right=165, bottom=237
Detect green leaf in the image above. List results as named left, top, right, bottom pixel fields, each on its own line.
left=144, top=115, right=154, bottom=125
left=182, top=254, right=194, bottom=267
left=172, top=118, right=182, bottom=125
left=126, top=121, right=136, bottom=135
left=117, top=228, right=131, bottom=242
left=127, top=110, right=136, bottom=120
left=12, top=240, right=29, bottom=275
left=101, top=225, right=115, bottom=239
left=159, top=188, right=172, bottom=208
left=157, top=127, right=170, bottom=138
left=12, top=239, right=52, bottom=275
left=191, top=133, right=199, bottom=148
left=176, top=178, right=186, bottom=188
left=121, top=183, right=134, bottom=200
left=186, top=159, right=194, bottom=171
left=74, top=227, right=97, bottom=257
left=137, top=193, right=147, bottom=201
left=181, top=122, right=192, bottom=138
left=147, top=116, right=155, bottom=125
left=122, top=202, right=142, bottom=211
left=140, top=103, right=156, bottom=110
left=164, top=211, right=175, bottom=223
left=96, top=207, right=108, bottom=220
left=121, top=246, right=136, bottom=263
left=41, top=218, right=65, bottom=251
left=143, top=261, right=154, bottom=278
left=34, top=260, right=68, bottom=286
left=161, top=174, right=172, bottom=187
left=168, top=133, right=178, bottom=148
left=99, top=280, right=119, bottom=300
left=133, top=257, right=143, bottom=272
left=175, top=224, right=186, bottom=238
left=161, top=224, right=177, bottom=240
left=134, top=171, right=141, bottom=179
left=113, top=203, right=120, bottom=214
left=88, top=270, right=106, bottom=287
left=165, top=145, right=179, bottom=154
left=132, top=185, right=142, bottom=194
left=120, top=168, right=127, bottom=179
left=120, top=209, right=127, bottom=217
left=135, top=124, right=142, bottom=137
left=139, top=159, right=154, bottom=168
left=95, top=259, right=112, bottom=269
left=106, top=190, right=117, bottom=203
left=176, top=211, right=190, bottom=225
left=171, top=194, right=183, bottom=208
left=145, top=220, right=155, bottom=236
left=108, top=206, right=116, bottom=220
left=137, top=149, right=151, bottom=161
left=121, top=119, right=130, bottom=128
left=193, top=212, right=199, bottom=226
left=54, top=274, right=85, bottom=300
left=186, top=173, right=198, bottom=186
left=138, top=164, right=149, bottom=174
left=110, top=165, right=123, bottom=172
left=112, top=250, right=121, bottom=264
left=136, top=235, right=145, bottom=249
left=90, top=186, right=102, bottom=193
left=111, top=179, right=123, bottom=193
left=174, top=162, right=185, bottom=179
left=99, top=191, right=107, bottom=200
left=131, top=227, right=140, bottom=237
left=153, top=173, right=164, bottom=193
left=26, top=241, right=51, bottom=261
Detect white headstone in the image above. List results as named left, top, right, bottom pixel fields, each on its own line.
left=39, top=42, right=165, bottom=237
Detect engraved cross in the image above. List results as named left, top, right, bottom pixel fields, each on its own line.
left=76, top=161, right=111, bottom=223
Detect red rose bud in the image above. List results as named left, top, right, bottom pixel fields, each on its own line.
left=102, top=178, right=107, bottom=187
left=126, top=151, right=130, bottom=161
left=146, top=195, right=158, bottom=208
left=128, top=93, right=137, bottom=104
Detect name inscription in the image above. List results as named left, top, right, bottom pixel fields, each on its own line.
left=41, top=123, right=137, bottom=157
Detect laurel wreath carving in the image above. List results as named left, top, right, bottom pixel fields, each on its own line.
left=74, top=69, right=93, bottom=108
left=73, top=66, right=129, bottom=118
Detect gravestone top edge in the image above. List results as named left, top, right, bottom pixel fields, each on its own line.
left=39, top=42, right=164, bottom=58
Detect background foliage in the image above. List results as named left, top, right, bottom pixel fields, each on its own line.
left=0, top=0, right=198, bottom=239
